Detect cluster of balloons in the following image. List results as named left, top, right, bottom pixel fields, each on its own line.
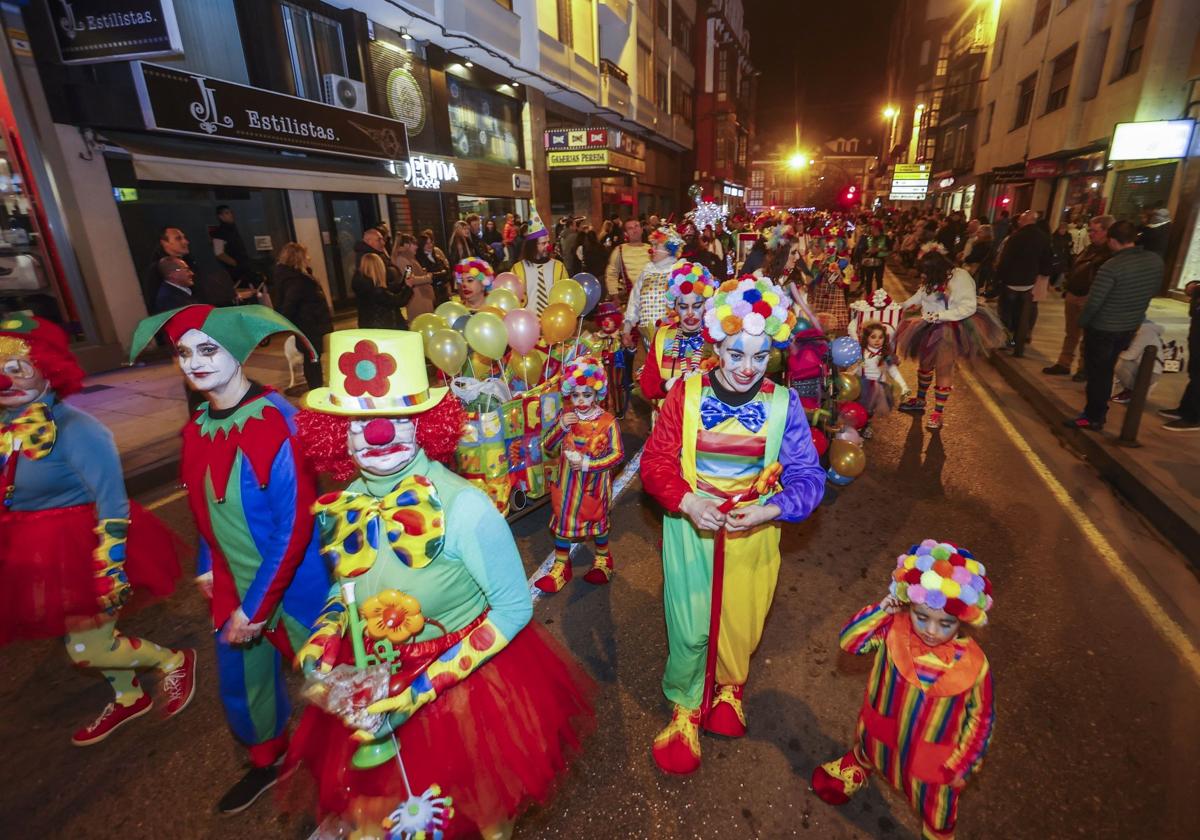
left=817, top=335, right=870, bottom=487
left=410, top=274, right=604, bottom=377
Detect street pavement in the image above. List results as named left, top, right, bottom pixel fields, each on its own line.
left=2, top=335, right=1199, bottom=839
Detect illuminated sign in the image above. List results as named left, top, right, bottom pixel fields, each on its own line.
left=396, top=155, right=459, bottom=190
left=1109, top=120, right=1196, bottom=161
left=889, top=163, right=931, bottom=200
left=544, top=128, right=609, bottom=150
left=547, top=149, right=610, bottom=167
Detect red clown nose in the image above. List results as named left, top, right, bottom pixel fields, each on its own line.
left=363, top=418, right=395, bottom=446
left=0, top=373, right=13, bottom=390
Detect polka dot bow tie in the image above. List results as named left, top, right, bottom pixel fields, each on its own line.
left=0, top=402, right=56, bottom=461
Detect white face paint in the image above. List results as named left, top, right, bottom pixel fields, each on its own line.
left=348, top=417, right=419, bottom=475
left=714, top=332, right=771, bottom=393
left=673, top=293, right=706, bottom=333
left=569, top=389, right=598, bottom=411
left=0, top=354, right=48, bottom=409
left=174, top=329, right=240, bottom=395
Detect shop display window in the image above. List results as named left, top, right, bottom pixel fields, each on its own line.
left=447, top=79, right=523, bottom=167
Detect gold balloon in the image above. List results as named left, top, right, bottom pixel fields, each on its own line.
left=829, top=438, right=866, bottom=478
left=486, top=288, right=520, bottom=313
left=426, top=328, right=467, bottom=375
left=547, top=278, right=586, bottom=316
left=479, top=305, right=506, bottom=319
left=464, top=311, right=509, bottom=360
left=540, top=302, right=577, bottom=344
left=409, top=312, right=448, bottom=349
left=435, top=300, right=469, bottom=324
left=767, top=348, right=784, bottom=373
left=508, top=350, right=546, bottom=385
left=835, top=372, right=861, bottom=402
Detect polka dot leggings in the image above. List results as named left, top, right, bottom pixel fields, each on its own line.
left=65, top=620, right=182, bottom=706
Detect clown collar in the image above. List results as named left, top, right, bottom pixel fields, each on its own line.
left=193, top=382, right=268, bottom=438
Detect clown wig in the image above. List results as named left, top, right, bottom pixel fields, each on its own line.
left=666, top=260, right=720, bottom=305
left=454, top=257, right=494, bottom=291
left=0, top=315, right=85, bottom=398
left=560, top=355, right=608, bottom=400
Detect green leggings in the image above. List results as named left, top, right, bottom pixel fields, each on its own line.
left=65, top=620, right=182, bottom=707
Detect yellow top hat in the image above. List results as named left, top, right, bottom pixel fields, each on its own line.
left=305, top=329, right=448, bottom=416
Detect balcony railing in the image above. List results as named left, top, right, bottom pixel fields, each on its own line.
left=600, top=58, right=628, bottom=85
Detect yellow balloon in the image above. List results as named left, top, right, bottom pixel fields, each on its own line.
left=426, top=328, right=467, bottom=375
left=435, top=300, right=469, bottom=324
left=540, top=302, right=577, bottom=344
left=410, top=313, right=448, bottom=349
left=829, top=438, right=866, bottom=478
left=464, top=311, right=509, bottom=360
left=486, top=288, right=520, bottom=313
left=508, top=350, right=546, bottom=385
left=835, top=372, right=861, bottom=402
left=548, top=278, right=586, bottom=316
left=479, top=305, right=506, bottom=319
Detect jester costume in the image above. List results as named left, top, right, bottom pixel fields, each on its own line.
left=812, top=540, right=995, bottom=840
left=130, top=305, right=331, bottom=791
left=0, top=313, right=192, bottom=745
left=640, top=276, right=826, bottom=775
left=287, top=329, right=594, bottom=838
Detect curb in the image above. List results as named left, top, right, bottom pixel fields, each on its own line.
left=987, top=352, right=1200, bottom=566
left=125, top=455, right=182, bottom=499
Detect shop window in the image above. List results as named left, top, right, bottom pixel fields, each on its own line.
left=1013, top=73, right=1037, bottom=129
left=638, top=42, right=655, bottom=100
left=1031, top=0, right=1051, bottom=37
left=280, top=1, right=348, bottom=101
left=447, top=79, right=523, bottom=167
left=368, top=32, right=436, bottom=151
left=1115, top=0, right=1152, bottom=80
left=1080, top=28, right=1110, bottom=100
left=982, top=101, right=995, bottom=144
left=1044, top=44, right=1077, bottom=113
left=1108, top=162, right=1175, bottom=222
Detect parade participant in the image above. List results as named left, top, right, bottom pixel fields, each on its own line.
left=640, top=276, right=825, bottom=775
left=512, top=207, right=568, bottom=315
left=809, top=251, right=853, bottom=334
left=0, top=313, right=194, bottom=745
left=638, top=260, right=719, bottom=412
left=812, top=539, right=995, bottom=840
left=588, top=301, right=629, bottom=417
left=896, top=244, right=1004, bottom=430
left=535, top=356, right=624, bottom=593
left=603, top=217, right=650, bottom=302
left=453, top=257, right=493, bottom=312
left=858, top=321, right=909, bottom=420
left=287, top=330, right=595, bottom=839
left=129, top=304, right=332, bottom=814
left=622, top=226, right=685, bottom=349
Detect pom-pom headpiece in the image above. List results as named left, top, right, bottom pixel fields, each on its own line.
left=454, top=257, right=494, bottom=290
left=648, top=226, right=685, bottom=258
left=889, top=539, right=993, bottom=627
left=667, top=260, right=719, bottom=305
left=764, top=224, right=795, bottom=252
left=560, top=355, right=608, bottom=400
left=702, top=275, right=797, bottom=348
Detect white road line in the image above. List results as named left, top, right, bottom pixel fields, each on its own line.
left=145, top=488, right=187, bottom=510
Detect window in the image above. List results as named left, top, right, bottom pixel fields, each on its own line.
left=982, top=100, right=995, bottom=144
left=954, top=124, right=969, bottom=168
left=1031, top=0, right=1051, bottom=37
left=935, top=39, right=949, bottom=77
left=1044, top=44, right=1077, bottom=112
left=570, top=0, right=595, bottom=63
left=537, top=0, right=558, bottom=36
left=736, top=132, right=748, bottom=169
left=655, top=63, right=668, bottom=109
left=657, top=0, right=669, bottom=33
left=1080, top=28, right=1110, bottom=99
left=715, top=135, right=728, bottom=168
left=1116, top=0, right=1152, bottom=79
left=280, top=2, right=347, bottom=101
left=637, top=42, right=654, bottom=99
left=992, top=24, right=1007, bottom=71
left=671, top=74, right=693, bottom=121
left=1013, top=73, right=1037, bottom=128
left=447, top=78, right=523, bottom=166
left=671, top=3, right=693, bottom=52
left=715, top=46, right=729, bottom=101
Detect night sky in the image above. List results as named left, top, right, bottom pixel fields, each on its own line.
left=744, top=0, right=895, bottom=155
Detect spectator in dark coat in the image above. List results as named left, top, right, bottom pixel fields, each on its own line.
left=140, top=226, right=194, bottom=311
left=416, top=230, right=452, bottom=305
left=153, top=257, right=197, bottom=313
left=994, top=210, right=1053, bottom=344
left=352, top=228, right=411, bottom=329
left=273, top=242, right=333, bottom=389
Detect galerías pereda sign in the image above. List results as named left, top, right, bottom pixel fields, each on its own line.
left=133, top=63, right=410, bottom=163
left=48, top=0, right=183, bottom=64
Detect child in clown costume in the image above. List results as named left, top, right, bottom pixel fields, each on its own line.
left=535, top=356, right=624, bottom=593
left=812, top=539, right=996, bottom=840
left=0, top=313, right=195, bottom=745
left=637, top=260, right=719, bottom=414
left=285, top=329, right=595, bottom=839
left=640, top=276, right=826, bottom=775
left=130, top=304, right=332, bottom=814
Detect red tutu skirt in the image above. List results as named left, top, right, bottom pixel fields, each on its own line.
left=0, top=502, right=183, bottom=644
left=285, top=622, right=596, bottom=837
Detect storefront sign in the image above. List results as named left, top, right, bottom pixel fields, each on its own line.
left=889, top=163, right=931, bottom=200
left=512, top=173, right=533, bottom=192
left=547, top=149, right=609, bottom=167
left=544, top=128, right=608, bottom=150
left=937, top=177, right=956, bottom=189
left=1109, top=119, right=1196, bottom=161
left=991, top=163, right=1029, bottom=184
left=133, top=63, right=409, bottom=162
left=1024, top=159, right=1063, bottom=179
left=395, top=155, right=459, bottom=190
left=49, top=0, right=183, bottom=64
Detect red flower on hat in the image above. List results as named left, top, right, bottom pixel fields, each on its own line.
left=338, top=340, right=396, bottom=397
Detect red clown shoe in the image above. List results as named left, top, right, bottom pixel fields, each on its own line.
left=534, top=559, right=572, bottom=593
left=810, top=751, right=870, bottom=805
left=651, top=705, right=702, bottom=775
left=703, top=683, right=746, bottom=738
left=582, top=553, right=613, bottom=585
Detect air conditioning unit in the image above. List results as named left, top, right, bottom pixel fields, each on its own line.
left=322, top=74, right=368, bottom=112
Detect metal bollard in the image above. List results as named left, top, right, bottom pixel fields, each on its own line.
left=1117, top=344, right=1159, bottom=446
left=1013, top=293, right=1033, bottom=358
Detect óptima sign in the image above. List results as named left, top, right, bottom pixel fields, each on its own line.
left=397, top=156, right=460, bottom=190
left=48, top=0, right=183, bottom=64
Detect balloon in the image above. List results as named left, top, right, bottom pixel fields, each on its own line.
left=548, top=278, right=586, bottom=316
left=541, top=302, right=577, bottom=344
left=504, top=308, right=540, bottom=355
left=508, top=350, right=545, bottom=385
left=493, top=272, right=525, bottom=303
left=834, top=372, right=861, bottom=402
left=831, top=335, right=862, bottom=368
left=451, top=314, right=469, bottom=334
left=435, top=300, right=469, bottom=324
left=811, top=427, right=829, bottom=457
left=409, top=312, right=447, bottom=348
left=826, top=466, right=855, bottom=486
left=479, top=305, right=506, bottom=319
left=829, top=438, right=866, bottom=478
left=464, top=311, right=508, bottom=360
left=486, top=288, right=520, bottom=313
left=838, top=401, right=868, bottom=431
left=573, top=272, right=602, bottom=315
left=427, top=328, right=467, bottom=375
left=835, top=426, right=863, bottom=447
left=767, top=348, right=784, bottom=373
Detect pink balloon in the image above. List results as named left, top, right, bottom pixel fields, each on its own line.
left=504, top=308, right=540, bottom=355
left=493, top=272, right=526, bottom=306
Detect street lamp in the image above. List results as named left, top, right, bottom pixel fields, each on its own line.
left=882, top=106, right=897, bottom=119
left=787, top=152, right=808, bottom=170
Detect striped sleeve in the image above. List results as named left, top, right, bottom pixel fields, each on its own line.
left=838, top=603, right=892, bottom=655
left=585, top=418, right=624, bottom=472
left=945, top=658, right=995, bottom=781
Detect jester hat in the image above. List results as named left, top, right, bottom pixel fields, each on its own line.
left=0, top=311, right=85, bottom=397
left=890, top=539, right=993, bottom=627
left=666, top=260, right=719, bottom=305
left=129, top=304, right=315, bottom=365
left=702, top=275, right=797, bottom=349
left=560, top=355, right=608, bottom=400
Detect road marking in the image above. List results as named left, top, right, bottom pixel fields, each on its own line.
left=961, top=366, right=1200, bottom=683
left=528, top=445, right=644, bottom=599
left=145, top=488, right=186, bottom=510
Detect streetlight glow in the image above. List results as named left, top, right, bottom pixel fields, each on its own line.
left=883, top=106, right=897, bottom=119
left=787, top=152, right=808, bottom=170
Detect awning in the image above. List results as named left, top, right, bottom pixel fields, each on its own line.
left=100, top=130, right=407, bottom=195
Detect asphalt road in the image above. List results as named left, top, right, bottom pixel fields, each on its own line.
left=2, top=351, right=1198, bottom=839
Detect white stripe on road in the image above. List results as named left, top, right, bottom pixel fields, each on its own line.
left=145, top=488, right=187, bottom=510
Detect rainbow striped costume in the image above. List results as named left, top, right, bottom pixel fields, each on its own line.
left=545, top=411, right=624, bottom=539
left=828, top=603, right=995, bottom=840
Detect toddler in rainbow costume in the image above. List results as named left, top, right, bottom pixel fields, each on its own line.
left=535, top=356, right=624, bottom=592
left=812, top=539, right=996, bottom=840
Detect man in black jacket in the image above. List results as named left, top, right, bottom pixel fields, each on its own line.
left=140, top=226, right=194, bottom=311
left=994, top=210, right=1053, bottom=345
left=153, top=257, right=197, bottom=313
left=352, top=227, right=411, bottom=329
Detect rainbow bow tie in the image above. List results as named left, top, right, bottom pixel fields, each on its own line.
left=313, top=474, right=446, bottom=577
left=0, top=402, right=56, bottom=461
left=700, top=396, right=767, bottom=432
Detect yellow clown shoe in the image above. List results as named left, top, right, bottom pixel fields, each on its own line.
left=652, top=705, right=702, bottom=775
left=811, top=751, right=870, bottom=805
